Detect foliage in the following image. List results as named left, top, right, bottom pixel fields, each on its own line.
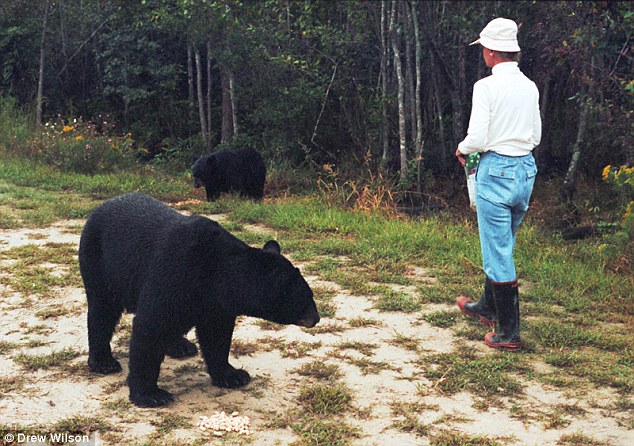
left=0, top=0, right=632, bottom=207
left=0, top=94, right=31, bottom=154
left=599, top=164, right=634, bottom=272
left=29, top=115, right=137, bottom=174
left=316, top=161, right=398, bottom=216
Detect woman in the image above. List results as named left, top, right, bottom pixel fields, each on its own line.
left=455, top=18, right=541, bottom=351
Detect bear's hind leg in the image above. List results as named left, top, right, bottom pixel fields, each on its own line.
left=87, top=296, right=124, bottom=374
left=165, top=336, right=198, bottom=359
left=196, top=315, right=251, bottom=388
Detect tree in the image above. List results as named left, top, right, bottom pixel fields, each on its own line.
left=389, top=1, right=408, bottom=182
left=35, top=0, right=51, bottom=128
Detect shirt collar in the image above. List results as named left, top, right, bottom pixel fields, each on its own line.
left=492, top=61, right=520, bottom=75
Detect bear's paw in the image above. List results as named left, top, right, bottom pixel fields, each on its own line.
left=130, top=387, right=175, bottom=408
left=213, top=367, right=251, bottom=389
left=165, top=337, right=198, bottom=359
left=88, top=356, right=122, bottom=375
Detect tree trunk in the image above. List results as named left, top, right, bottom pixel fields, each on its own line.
left=452, top=46, right=466, bottom=148
left=411, top=1, right=424, bottom=193
left=221, top=65, right=234, bottom=143
left=187, top=44, right=194, bottom=121
left=560, top=96, right=590, bottom=205
left=206, top=40, right=213, bottom=149
left=229, top=70, right=238, bottom=136
left=380, top=0, right=389, bottom=168
left=36, top=0, right=51, bottom=128
left=404, top=5, right=416, bottom=144
left=194, top=47, right=209, bottom=147
left=390, top=1, right=408, bottom=182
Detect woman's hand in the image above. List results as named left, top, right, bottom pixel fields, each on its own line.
left=455, top=148, right=466, bottom=167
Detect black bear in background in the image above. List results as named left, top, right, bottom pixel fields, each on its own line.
left=79, top=193, right=319, bottom=407
left=192, top=148, right=266, bottom=201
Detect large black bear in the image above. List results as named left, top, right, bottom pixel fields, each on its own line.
left=78, top=193, right=319, bottom=407
left=192, top=148, right=266, bottom=201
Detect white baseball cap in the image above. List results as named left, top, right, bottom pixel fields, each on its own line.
left=469, top=18, right=521, bottom=52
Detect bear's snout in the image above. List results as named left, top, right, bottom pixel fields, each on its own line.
left=193, top=177, right=202, bottom=188
left=296, top=304, right=320, bottom=328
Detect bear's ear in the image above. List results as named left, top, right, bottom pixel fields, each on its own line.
left=192, top=154, right=200, bottom=163
left=262, top=240, right=281, bottom=255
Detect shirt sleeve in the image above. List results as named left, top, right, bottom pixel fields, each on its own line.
left=457, top=81, right=490, bottom=155
left=531, top=88, right=542, bottom=148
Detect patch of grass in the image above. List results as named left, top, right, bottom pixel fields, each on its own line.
left=333, top=341, right=378, bottom=356
left=256, top=338, right=323, bottom=359
left=297, top=382, right=353, bottom=416
left=151, top=414, right=192, bottom=436
left=35, top=304, right=78, bottom=319
left=333, top=353, right=395, bottom=375
left=254, top=320, right=284, bottom=331
left=280, top=340, right=323, bottom=358
left=317, top=300, right=338, bottom=318
left=102, top=398, right=133, bottom=412
left=0, top=375, right=25, bottom=394
left=172, top=363, right=205, bottom=376
left=305, top=322, right=347, bottom=335
left=422, top=351, right=526, bottom=397
left=556, top=431, right=610, bottom=445
left=13, top=348, right=81, bottom=371
left=348, top=317, right=382, bottom=328
left=20, top=323, right=53, bottom=336
left=290, top=416, right=360, bottom=446
left=421, top=310, right=458, bottom=328
left=294, top=360, right=342, bottom=381
left=374, top=288, right=421, bottom=312
left=230, top=339, right=262, bottom=357
left=541, top=349, right=633, bottom=392
left=1, top=243, right=80, bottom=298
left=429, top=430, right=509, bottom=446
left=390, top=332, right=421, bottom=352
left=0, top=341, right=20, bottom=354
left=390, top=401, right=435, bottom=436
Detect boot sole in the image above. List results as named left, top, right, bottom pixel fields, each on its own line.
left=484, top=332, right=521, bottom=351
left=456, top=296, right=495, bottom=327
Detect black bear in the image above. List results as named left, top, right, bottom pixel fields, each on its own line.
left=192, top=148, right=266, bottom=201
left=78, top=193, right=319, bottom=407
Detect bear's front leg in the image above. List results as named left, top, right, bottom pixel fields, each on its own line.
left=127, top=318, right=174, bottom=407
left=196, top=314, right=251, bottom=388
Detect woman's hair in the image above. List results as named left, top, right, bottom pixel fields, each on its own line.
left=497, top=51, right=521, bottom=62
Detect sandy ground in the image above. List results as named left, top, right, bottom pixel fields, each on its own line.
left=0, top=216, right=632, bottom=446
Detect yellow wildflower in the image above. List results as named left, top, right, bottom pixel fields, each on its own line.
left=62, top=125, right=74, bottom=133
left=75, top=135, right=84, bottom=141
left=601, top=165, right=611, bottom=181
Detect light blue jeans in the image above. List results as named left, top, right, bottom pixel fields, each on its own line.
left=475, top=152, right=537, bottom=283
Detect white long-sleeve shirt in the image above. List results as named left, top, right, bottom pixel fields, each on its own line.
left=458, top=62, right=541, bottom=157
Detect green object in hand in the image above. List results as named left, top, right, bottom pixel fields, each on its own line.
left=465, top=153, right=481, bottom=172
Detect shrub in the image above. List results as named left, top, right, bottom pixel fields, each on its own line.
left=30, top=115, right=137, bottom=174
left=599, top=165, right=633, bottom=272
left=0, top=95, right=31, bottom=154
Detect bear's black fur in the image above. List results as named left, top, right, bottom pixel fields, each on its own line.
left=79, top=193, right=319, bottom=407
left=192, top=148, right=266, bottom=201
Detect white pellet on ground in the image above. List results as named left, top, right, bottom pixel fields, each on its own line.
left=197, top=411, right=251, bottom=436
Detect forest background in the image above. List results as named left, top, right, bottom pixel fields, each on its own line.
left=0, top=2, right=633, bottom=443
left=0, top=0, right=632, bottom=228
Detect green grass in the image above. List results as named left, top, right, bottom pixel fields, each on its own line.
left=0, top=153, right=632, bottom=440
left=13, top=348, right=82, bottom=371
left=297, top=382, right=353, bottom=415
left=422, top=351, right=528, bottom=397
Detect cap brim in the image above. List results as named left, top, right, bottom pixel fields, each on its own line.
left=469, top=38, right=481, bottom=46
